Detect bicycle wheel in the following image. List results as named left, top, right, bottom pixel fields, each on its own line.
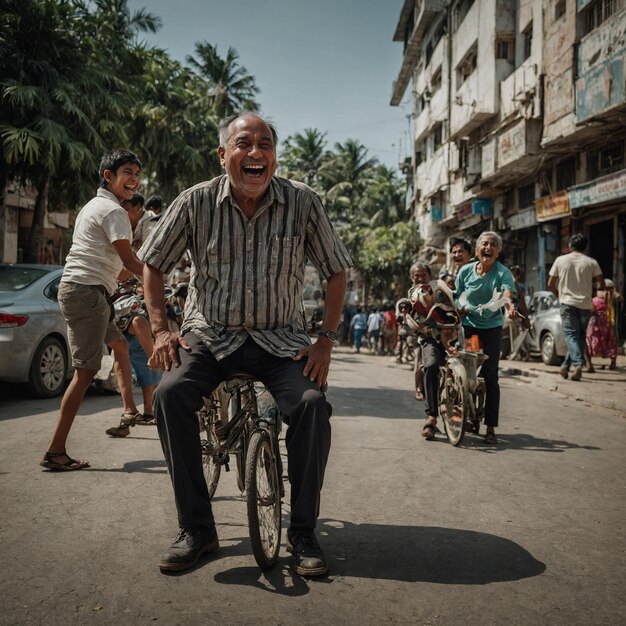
left=245, top=429, right=282, bottom=569
left=439, top=360, right=467, bottom=446
left=199, top=410, right=221, bottom=498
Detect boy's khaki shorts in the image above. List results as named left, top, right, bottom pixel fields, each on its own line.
left=58, top=282, right=124, bottom=370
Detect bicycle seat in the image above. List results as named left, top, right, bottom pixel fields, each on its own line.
left=227, top=372, right=257, bottom=382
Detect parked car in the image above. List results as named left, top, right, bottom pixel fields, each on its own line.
left=0, top=264, right=72, bottom=397
left=525, top=290, right=567, bottom=365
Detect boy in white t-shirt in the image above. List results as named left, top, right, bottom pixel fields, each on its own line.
left=41, top=150, right=145, bottom=471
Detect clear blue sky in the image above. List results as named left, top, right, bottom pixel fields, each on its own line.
left=127, top=0, right=410, bottom=170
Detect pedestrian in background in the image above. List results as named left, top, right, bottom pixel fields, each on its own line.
left=350, top=307, right=367, bottom=353
left=366, top=307, right=383, bottom=354
left=105, top=195, right=161, bottom=437
left=548, top=233, right=604, bottom=381
left=134, top=194, right=163, bottom=248
left=381, top=304, right=397, bottom=355
left=450, top=237, right=472, bottom=272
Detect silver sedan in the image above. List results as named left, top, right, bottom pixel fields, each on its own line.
left=525, top=290, right=567, bottom=366
left=0, top=264, right=72, bottom=397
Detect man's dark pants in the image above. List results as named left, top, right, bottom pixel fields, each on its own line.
left=421, top=336, right=445, bottom=417
left=153, top=333, right=331, bottom=534
left=463, top=326, right=502, bottom=428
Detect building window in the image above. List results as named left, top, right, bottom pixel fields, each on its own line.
left=504, top=189, right=516, bottom=212
left=454, top=0, right=476, bottom=31
left=588, top=142, right=625, bottom=178
left=457, top=43, right=478, bottom=85
left=556, top=157, right=576, bottom=190
left=600, top=142, right=624, bottom=174
left=496, top=36, right=515, bottom=62
left=555, top=0, right=566, bottom=20
left=585, top=0, right=625, bottom=34
left=433, top=123, right=443, bottom=152
left=431, top=66, right=442, bottom=93
left=518, top=183, right=535, bottom=209
left=523, top=21, right=533, bottom=60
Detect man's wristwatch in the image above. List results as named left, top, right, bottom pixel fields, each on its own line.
left=319, top=330, right=338, bottom=343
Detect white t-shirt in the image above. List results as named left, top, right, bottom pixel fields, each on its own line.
left=134, top=210, right=160, bottom=245
left=62, top=188, right=132, bottom=295
left=548, top=251, right=602, bottom=309
left=367, top=312, right=382, bottom=332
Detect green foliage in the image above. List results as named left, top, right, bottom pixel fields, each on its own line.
left=278, top=132, right=414, bottom=301
left=186, top=42, right=260, bottom=119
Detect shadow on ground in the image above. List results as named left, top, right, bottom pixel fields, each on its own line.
left=211, top=519, right=546, bottom=595
left=424, top=431, right=602, bottom=454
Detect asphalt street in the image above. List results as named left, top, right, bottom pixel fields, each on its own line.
left=1, top=346, right=625, bottom=625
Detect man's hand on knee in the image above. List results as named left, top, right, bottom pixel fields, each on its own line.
left=150, top=330, right=191, bottom=371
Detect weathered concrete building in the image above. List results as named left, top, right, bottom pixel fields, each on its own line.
left=391, top=0, right=626, bottom=333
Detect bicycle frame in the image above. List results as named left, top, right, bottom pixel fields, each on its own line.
left=199, top=377, right=284, bottom=496
left=439, top=349, right=487, bottom=445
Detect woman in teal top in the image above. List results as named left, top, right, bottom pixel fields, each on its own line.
left=455, top=231, right=519, bottom=444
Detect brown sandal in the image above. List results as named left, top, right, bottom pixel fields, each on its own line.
left=421, top=420, right=437, bottom=440
left=40, top=450, right=90, bottom=471
left=134, top=413, right=156, bottom=425
left=105, top=412, right=140, bottom=437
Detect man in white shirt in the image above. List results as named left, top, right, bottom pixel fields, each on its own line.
left=548, top=233, right=605, bottom=381
left=40, top=150, right=145, bottom=471
left=134, top=194, right=163, bottom=247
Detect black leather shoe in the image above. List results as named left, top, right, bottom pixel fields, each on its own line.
left=287, top=531, right=328, bottom=577
left=158, top=526, right=219, bottom=572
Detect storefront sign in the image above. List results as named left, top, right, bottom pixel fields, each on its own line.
left=535, top=191, right=571, bottom=222
left=568, top=168, right=626, bottom=208
left=508, top=207, right=537, bottom=231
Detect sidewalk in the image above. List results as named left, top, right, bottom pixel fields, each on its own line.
left=499, top=353, right=626, bottom=414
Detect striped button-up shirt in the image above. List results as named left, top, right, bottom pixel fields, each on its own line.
left=139, top=175, right=352, bottom=360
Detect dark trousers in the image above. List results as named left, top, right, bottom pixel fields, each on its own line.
left=463, top=326, right=502, bottom=428
left=153, top=333, right=332, bottom=533
left=421, top=336, right=445, bottom=418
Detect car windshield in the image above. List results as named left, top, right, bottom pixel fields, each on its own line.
left=0, top=266, right=50, bottom=291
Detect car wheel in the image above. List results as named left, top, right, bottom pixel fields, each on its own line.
left=28, top=336, right=68, bottom=398
left=540, top=331, right=561, bottom=366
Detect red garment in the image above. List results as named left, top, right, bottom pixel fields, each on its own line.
left=586, top=296, right=617, bottom=359
left=383, top=309, right=397, bottom=332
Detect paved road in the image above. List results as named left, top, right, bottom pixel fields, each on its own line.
left=1, top=347, right=624, bottom=625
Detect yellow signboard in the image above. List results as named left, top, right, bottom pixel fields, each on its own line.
left=535, top=191, right=571, bottom=223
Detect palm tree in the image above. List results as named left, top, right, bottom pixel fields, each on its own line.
left=360, top=164, right=407, bottom=227
left=280, top=129, right=329, bottom=189
left=319, top=139, right=378, bottom=225
left=129, top=49, right=220, bottom=199
left=186, top=42, right=260, bottom=118
left=0, top=0, right=159, bottom=261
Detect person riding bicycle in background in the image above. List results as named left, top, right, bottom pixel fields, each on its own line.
left=455, top=231, right=519, bottom=444
left=401, top=262, right=460, bottom=439
left=406, top=262, right=432, bottom=399
left=139, top=112, right=352, bottom=576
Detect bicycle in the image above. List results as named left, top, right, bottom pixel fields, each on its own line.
left=438, top=346, right=487, bottom=446
left=197, top=375, right=284, bottom=569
